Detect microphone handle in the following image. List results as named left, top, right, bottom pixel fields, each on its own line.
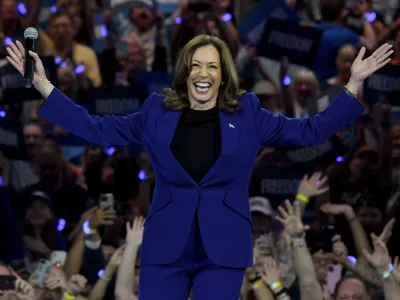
left=24, top=37, right=36, bottom=88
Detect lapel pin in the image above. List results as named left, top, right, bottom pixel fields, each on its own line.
left=229, top=123, right=235, bottom=129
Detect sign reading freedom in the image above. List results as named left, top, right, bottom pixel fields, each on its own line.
left=257, top=18, right=322, bottom=67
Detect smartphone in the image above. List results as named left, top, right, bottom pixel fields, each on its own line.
left=33, top=259, right=52, bottom=288
left=99, top=193, right=114, bottom=210
left=327, top=264, right=342, bottom=294
left=0, top=275, right=16, bottom=290
left=50, top=251, right=67, bottom=266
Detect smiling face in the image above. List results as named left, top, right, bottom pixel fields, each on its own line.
left=186, top=45, right=222, bottom=110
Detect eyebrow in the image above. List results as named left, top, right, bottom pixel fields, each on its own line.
left=192, top=60, right=219, bottom=65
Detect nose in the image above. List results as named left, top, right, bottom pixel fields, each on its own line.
left=199, top=66, right=208, bottom=77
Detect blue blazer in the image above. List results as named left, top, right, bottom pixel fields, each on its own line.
left=38, top=88, right=364, bottom=268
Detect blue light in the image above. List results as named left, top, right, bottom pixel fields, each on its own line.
left=106, top=147, right=115, bottom=156
left=74, top=64, right=85, bottom=74
left=57, top=219, right=66, bottom=231
left=283, top=75, right=291, bottom=86
left=0, top=110, right=6, bottom=118
left=97, top=269, right=104, bottom=277
left=4, top=37, right=12, bottom=46
left=175, top=16, right=182, bottom=25
left=389, top=263, right=394, bottom=270
left=83, top=220, right=91, bottom=235
left=60, top=61, right=67, bottom=68
left=138, top=170, right=147, bottom=181
left=100, top=25, right=108, bottom=37
left=54, top=57, right=61, bottom=64
left=18, top=3, right=27, bottom=15
left=365, top=12, right=376, bottom=23
left=336, top=156, right=344, bottom=163
left=222, top=13, right=232, bottom=23
left=347, top=256, right=357, bottom=265
left=0, top=177, right=3, bottom=186
left=50, top=6, right=57, bottom=13
left=316, top=180, right=320, bottom=185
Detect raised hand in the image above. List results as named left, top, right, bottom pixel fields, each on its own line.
left=67, top=274, right=87, bottom=295
left=260, top=256, right=281, bottom=284
left=45, top=268, right=67, bottom=291
left=89, top=207, right=117, bottom=229
left=297, top=171, right=329, bottom=198
left=108, top=245, right=126, bottom=269
left=362, top=233, right=391, bottom=271
left=350, top=44, right=393, bottom=82
left=14, top=278, right=35, bottom=300
left=379, top=218, right=395, bottom=244
left=276, top=200, right=309, bottom=237
left=5, top=40, right=45, bottom=84
left=126, top=216, right=145, bottom=247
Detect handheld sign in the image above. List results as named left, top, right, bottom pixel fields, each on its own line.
left=238, top=0, right=300, bottom=45
left=90, top=85, right=148, bottom=115
left=256, top=18, right=323, bottom=67
left=363, top=64, right=400, bottom=107
left=0, top=115, right=27, bottom=160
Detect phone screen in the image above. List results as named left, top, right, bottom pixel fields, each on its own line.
left=0, top=275, right=16, bottom=290
left=99, top=194, right=114, bottom=210
left=33, top=259, right=52, bottom=288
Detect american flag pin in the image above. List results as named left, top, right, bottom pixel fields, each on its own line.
left=229, top=123, right=235, bottom=128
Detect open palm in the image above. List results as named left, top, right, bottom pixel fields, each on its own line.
left=5, top=40, right=45, bottom=84
left=350, top=43, right=393, bottom=81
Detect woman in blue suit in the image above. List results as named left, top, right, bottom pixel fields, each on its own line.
left=6, top=35, right=393, bottom=300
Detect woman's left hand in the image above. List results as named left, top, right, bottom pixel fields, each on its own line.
left=349, top=44, right=393, bottom=84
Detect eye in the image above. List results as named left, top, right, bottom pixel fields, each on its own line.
left=191, top=63, right=200, bottom=68
left=209, top=65, right=217, bottom=69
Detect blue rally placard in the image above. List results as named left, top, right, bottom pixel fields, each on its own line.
left=256, top=18, right=323, bottom=67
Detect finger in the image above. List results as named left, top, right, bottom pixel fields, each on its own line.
left=375, top=44, right=393, bottom=59
left=285, top=200, right=293, bottom=215
left=316, top=187, right=330, bottom=195
left=6, top=47, right=22, bottom=64
left=311, top=171, right=321, bottom=181
left=294, top=201, right=301, bottom=219
left=15, top=40, right=25, bottom=57
left=376, top=58, right=392, bottom=69
left=394, top=256, right=399, bottom=269
left=277, top=206, right=289, bottom=219
left=355, top=46, right=366, bottom=61
left=362, top=248, right=373, bottom=262
left=126, top=221, right=131, bottom=233
left=9, top=42, right=23, bottom=59
left=377, top=50, right=394, bottom=64
left=381, top=218, right=395, bottom=238
left=275, top=216, right=286, bottom=225
left=28, top=50, right=40, bottom=62
left=332, top=234, right=341, bottom=243
left=303, top=225, right=310, bottom=231
left=318, top=176, right=328, bottom=187
left=371, top=43, right=389, bottom=58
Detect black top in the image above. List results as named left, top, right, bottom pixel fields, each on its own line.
left=170, top=106, right=221, bottom=183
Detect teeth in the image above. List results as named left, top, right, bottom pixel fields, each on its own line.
left=196, top=83, right=211, bottom=87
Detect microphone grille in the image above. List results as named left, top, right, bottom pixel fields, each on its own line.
left=24, top=27, right=38, bottom=39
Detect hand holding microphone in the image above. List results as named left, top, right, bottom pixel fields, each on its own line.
left=5, top=28, right=54, bottom=97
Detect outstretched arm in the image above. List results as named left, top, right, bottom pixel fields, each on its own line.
left=251, top=44, right=393, bottom=148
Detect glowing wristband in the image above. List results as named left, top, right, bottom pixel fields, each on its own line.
left=379, top=268, right=393, bottom=279
left=296, top=193, right=309, bottom=204
left=63, top=292, right=76, bottom=300
left=253, top=279, right=263, bottom=288
left=83, top=220, right=97, bottom=235
left=268, top=281, right=282, bottom=290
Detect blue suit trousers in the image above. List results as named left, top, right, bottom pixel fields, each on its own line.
left=139, top=212, right=245, bottom=300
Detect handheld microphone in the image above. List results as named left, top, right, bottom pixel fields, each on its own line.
left=23, top=27, right=39, bottom=88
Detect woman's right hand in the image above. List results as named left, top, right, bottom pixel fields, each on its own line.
left=5, top=40, right=46, bottom=85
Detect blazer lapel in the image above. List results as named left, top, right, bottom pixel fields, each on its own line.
left=156, top=109, right=197, bottom=185
left=200, top=111, right=243, bottom=184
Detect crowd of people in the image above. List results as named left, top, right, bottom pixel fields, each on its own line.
left=1, top=0, right=400, bottom=299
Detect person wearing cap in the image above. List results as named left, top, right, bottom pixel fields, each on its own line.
left=249, top=196, right=274, bottom=238
left=21, top=191, right=68, bottom=274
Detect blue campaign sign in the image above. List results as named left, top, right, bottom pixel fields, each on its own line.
left=238, top=0, right=300, bottom=45
left=89, top=85, right=148, bottom=115
left=0, top=56, right=58, bottom=104
left=257, top=18, right=323, bottom=67
left=0, top=115, right=27, bottom=160
left=363, top=64, right=400, bottom=107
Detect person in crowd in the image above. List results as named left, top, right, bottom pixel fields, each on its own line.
left=20, top=191, right=68, bottom=274
left=4, top=29, right=394, bottom=300
left=40, top=11, right=102, bottom=87
left=18, top=140, right=88, bottom=234
left=328, top=44, right=358, bottom=87
left=250, top=80, right=280, bottom=113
